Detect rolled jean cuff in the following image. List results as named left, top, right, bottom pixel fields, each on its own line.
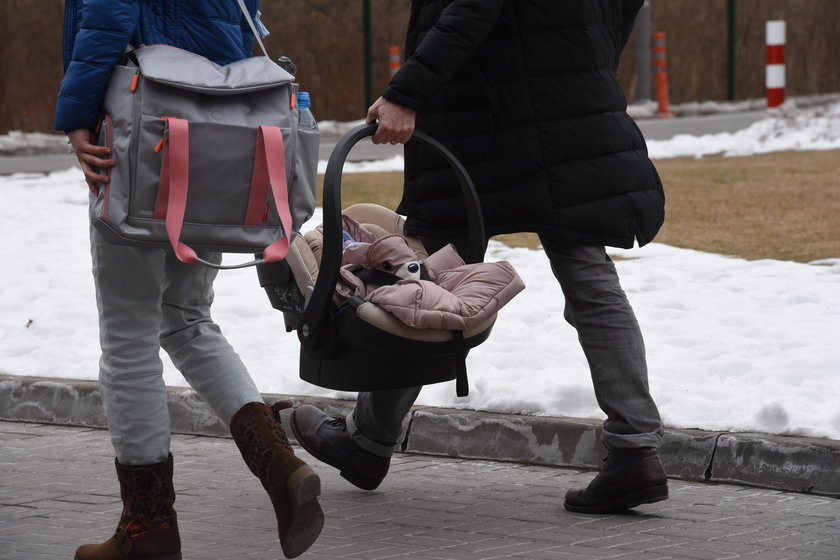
left=602, top=429, right=663, bottom=449
left=346, top=411, right=397, bottom=459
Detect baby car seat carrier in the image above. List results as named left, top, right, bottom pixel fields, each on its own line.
left=257, top=123, right=511, bottom=396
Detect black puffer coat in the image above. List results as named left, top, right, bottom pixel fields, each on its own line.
left=384, top=0, right=664, bottom=248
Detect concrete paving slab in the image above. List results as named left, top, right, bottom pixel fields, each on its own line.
left=2, top=421, right=839, bottom=560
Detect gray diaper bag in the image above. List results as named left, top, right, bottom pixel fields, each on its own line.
left=93, top=6, right=317, bottom=269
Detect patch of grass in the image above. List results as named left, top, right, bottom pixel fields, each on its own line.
left=653, top=150, right=839, bottom=263
left=319, top=171, right=405, bottom=210
left=316, top=149, right=840, bottom=263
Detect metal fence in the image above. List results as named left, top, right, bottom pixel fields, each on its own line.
left=2, top=0, right=839, bottom=133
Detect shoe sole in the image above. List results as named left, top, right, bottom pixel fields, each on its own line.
left=280, top=464, right=325, bottom=559
left=289, top=410, right=381, bottom=491
left=564, top=484, right=669, bottom=514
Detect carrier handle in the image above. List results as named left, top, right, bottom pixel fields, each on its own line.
left=298, top=122, right=486, bottom=347
left=158, top=119, right=293, bottom=270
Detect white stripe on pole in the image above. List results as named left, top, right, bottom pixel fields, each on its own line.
left=766, top=20, right=785, bottom=45
left=766, top=65, right=786, bottom=89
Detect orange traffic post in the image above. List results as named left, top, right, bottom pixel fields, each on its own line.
left=654, top=31, right=674, bottom=118
left=388, top=45, right=401, bottom=79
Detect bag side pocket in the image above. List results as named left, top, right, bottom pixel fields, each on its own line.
left=290, top=126, right=319, bottom=234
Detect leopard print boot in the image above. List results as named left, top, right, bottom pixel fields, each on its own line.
left=230, top=402, right=324, bottom=559
left=74, top=454, right=181, bottom=560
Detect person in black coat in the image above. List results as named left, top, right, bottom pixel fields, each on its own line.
left=292, top=0, right=669, bottom=513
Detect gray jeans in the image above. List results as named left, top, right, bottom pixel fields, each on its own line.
left=90, top=226, right=263, bottom=465
left=350, top=238, right=664, bottom=456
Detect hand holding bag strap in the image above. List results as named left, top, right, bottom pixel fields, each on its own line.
left=160, top=119, right=293, bottom=269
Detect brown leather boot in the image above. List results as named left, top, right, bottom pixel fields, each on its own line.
left=564, top=447, right=668, bottom=514
left=230, top=401, right=324, bottom=559
left=74, top=454, right=181, bottom=560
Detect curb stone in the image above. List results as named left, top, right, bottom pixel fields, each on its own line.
left=404, top=408, right=720, bottom=484
left=711, top=432, right=840, bottom=495
left=1, top=373, right=838, bottom=498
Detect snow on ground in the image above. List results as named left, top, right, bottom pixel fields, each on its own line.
left=647, top=99, right=840, bottom=159
left=1, top=100, right=838, bottom=440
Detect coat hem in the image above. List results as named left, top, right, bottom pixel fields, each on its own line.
left=404, top=221, right=641, bottom=251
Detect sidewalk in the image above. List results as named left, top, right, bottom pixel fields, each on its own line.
left=2, top=374, right=839, bottom=501
left=2, top=420, right=839, bottom=560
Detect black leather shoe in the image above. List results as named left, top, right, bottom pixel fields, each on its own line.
left=564, top=447, right=668, bottom=514
left=289, top=405, right=390, bottom=491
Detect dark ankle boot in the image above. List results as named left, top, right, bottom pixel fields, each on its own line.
left=289, top=404, right=391, bottom=491
left=74, top=454, right=181, bottom=560
left=564, top=447, right=668, bottom=514
left=230, top=402, right=324, bottom=559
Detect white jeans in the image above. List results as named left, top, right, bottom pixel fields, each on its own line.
left=90, top=225, right=263, bottom=465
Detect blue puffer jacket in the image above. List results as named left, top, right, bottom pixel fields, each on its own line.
left=55, top=0, right=260, bottom=132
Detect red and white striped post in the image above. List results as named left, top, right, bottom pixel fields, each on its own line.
left=653, top=31, right=674, bottom=118
left=388, top=45, right=402, bottom=79
left=766, top=20, right=786, bottom=108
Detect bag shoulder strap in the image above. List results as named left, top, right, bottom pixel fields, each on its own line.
left=235, top=0, right=270, bottom=58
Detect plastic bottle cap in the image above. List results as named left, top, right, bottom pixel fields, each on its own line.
left=298, top=91, right=311, bottom=110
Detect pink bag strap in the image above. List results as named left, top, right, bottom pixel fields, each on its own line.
left=156, top=119, right=293, bottom=269
left=245, top=125, right=293, bottom=263
left=159, top=117, right=199, bottom=265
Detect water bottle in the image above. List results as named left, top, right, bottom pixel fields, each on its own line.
left=297, top=91, right=319, bottom=132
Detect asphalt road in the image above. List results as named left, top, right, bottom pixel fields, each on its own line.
left=321, top=110, right=768, bottom=162
left=0, top=110, right=768, bottom=176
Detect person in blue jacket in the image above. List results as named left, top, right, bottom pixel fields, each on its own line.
left=56, top=2, right=324, bottom=559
